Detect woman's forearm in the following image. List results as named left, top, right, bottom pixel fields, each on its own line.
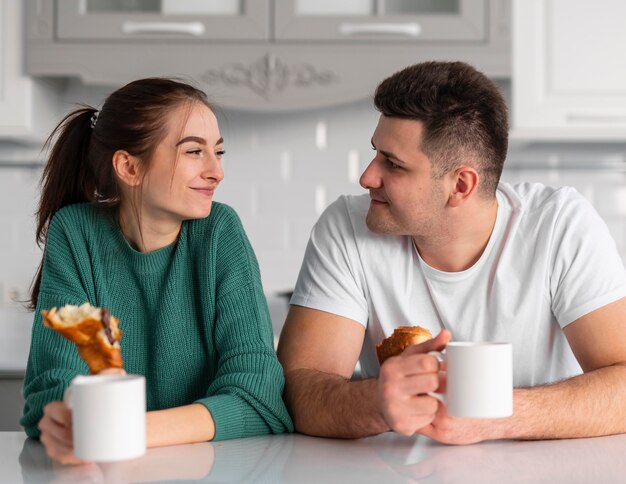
left=147, top=403, right=215, bottom=447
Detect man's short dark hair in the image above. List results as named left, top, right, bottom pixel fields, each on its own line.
left=374, top=61, right=508, bottom=197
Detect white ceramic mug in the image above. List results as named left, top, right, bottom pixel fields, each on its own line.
left=429, top=342, right=513, bottom=418
left=66, top=374, right=146, bottom=462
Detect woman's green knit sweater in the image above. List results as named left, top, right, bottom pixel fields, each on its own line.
left=21, top=202, right=293, bottom=440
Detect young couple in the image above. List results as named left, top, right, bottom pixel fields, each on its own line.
left=23, top=62, right=626, bottom=464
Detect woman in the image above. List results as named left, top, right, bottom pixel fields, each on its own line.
left=21, top=78, right=293, bottom=464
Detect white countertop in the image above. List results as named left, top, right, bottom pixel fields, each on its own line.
left=3, top=431, right=626, bottom=483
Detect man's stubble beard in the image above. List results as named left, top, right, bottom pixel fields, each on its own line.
left=365, top=205, right=408, bottom=235
left=365, top=202, right=443, bottom=239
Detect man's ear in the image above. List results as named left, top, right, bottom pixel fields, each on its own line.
left=448, top=166, right=479, bottom=207
left=112, top=150, right=142, bottom=187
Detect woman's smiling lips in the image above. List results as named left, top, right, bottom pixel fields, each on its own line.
left=190, top=187, right=215, bottom=196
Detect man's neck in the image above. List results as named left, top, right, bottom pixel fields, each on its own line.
left=413, top=197, right=499, bottom=273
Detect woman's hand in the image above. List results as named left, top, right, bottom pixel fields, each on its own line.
left=38, top=401, right=84, bottom=465
left=38, top=369, right=126, bottom=464
left=97, top=368, right=127, bottom=376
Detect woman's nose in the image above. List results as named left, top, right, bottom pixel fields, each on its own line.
left=202, top=156, right=224, bottom=182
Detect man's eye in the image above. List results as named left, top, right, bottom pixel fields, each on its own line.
left=386, top=159, right=400, bottom=169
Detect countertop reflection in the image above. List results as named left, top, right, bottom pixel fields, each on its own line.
left=3, top=430, right=625, bottom=483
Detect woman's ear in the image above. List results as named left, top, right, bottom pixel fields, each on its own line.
left=112, top=150, right=141, bottom=187
left=448, top=166, right=479, bottom=208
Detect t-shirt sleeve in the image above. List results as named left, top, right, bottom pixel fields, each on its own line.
left=290, top=196, right=369, bottom=326
left=550, top=188, right=626, bottom=326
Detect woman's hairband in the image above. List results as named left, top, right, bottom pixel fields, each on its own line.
left=90, top=111, right=99, bottom=129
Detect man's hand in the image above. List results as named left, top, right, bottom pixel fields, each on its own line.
left=417, top=403, right=505, bottom=444
left=378, top=330, right=451, bottom=436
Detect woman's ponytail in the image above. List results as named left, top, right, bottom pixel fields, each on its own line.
left=30, top=106, right=97, bottom=308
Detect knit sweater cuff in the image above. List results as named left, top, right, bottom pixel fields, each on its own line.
left=197, top=394, right=255, bottom=441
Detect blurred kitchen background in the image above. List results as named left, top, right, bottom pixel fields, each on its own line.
left=1, top=0, right=626, bottom=429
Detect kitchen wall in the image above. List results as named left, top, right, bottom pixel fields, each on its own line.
left=2, top=79, right=626, bottom=333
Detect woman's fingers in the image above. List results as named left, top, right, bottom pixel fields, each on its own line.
left=97, top=368, right=126, bottom=376
left=39, top=401, right=86, bottom=465
left=41, top=403, right=73, bottom=443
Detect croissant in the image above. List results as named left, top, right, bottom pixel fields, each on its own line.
left=376, top=325, right=433, bottom=364
left=42, top=303, right=123, bottom=374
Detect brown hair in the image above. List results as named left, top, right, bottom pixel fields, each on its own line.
left=374, top=61, right=508, bottom=197
left=30, top=77, right=212, bottom=308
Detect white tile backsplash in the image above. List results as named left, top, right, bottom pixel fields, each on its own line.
left=2, top=82, right=626, bottom=333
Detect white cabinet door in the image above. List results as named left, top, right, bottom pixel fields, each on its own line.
left=56, top=0, right=270, bottom=41
left=0, top=1, right=59, bottom=143
left=512, top=0, right=626, bottom=140
left=275, top=0, right=487, bottom=41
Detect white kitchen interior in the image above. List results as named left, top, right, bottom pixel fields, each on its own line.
left=1, top=0, right=626, bottom=434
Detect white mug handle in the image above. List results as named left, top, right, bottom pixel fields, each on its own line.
left=426, top=351, right=445, bottom=404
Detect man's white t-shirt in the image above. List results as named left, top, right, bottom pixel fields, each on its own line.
left=291, top=182, right=626, bottom=387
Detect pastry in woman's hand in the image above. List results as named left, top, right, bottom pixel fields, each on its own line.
left=41, top=303, right=123, bottom=374
left=376, top=325, right=433, bottom=364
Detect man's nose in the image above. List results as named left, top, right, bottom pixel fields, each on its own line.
left=359, top=158, right=382, bottom=189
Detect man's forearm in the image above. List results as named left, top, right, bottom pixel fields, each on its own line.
left=499, top=364, right=626, bottom=440
left=283, top=368, right=390, bottom=438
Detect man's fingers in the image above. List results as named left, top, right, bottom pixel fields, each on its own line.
left=396, top=372, right=440, bottom=396
left=382, top=395, right=440, bottom=436
left=436, top=371, right=447, bottom=394
left=403, top=329, right=452, bottom=355
left=385, top=352, right=440, bottom=375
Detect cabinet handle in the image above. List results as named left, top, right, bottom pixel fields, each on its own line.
left=122, top=21, right=205, bottom=36
left=567, top=113, right=626, bottom=124
left=339, top=22, right=421, bottom=37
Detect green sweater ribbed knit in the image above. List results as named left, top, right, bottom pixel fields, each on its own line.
left=21, top=202, right=293, bottom=441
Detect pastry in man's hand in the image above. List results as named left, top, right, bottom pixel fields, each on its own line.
left=376, top=325, right=433, bottom=364
left=42, top=303, right=123, bottom=374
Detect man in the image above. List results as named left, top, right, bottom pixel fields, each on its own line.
left=277, top=61, right=626, bottom=443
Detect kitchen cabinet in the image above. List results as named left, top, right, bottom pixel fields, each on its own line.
left=26, top=0, right=510, bottom=112
left=0, top=1, right=60, bottom=143
left=0, top=377, right=23, bottom=431
left=512, top=0, right=626, bottom=140
left=56, top=0, right=269, bottom=41
left=274, top=0, right=487, bottom=42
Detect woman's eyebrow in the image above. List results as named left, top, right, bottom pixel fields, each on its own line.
left=175, top=136, right=206, bottom=146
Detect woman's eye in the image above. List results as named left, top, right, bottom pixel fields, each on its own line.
left=215, top=149, right=226, bottom=157
left=187, top=149, right=202, bottom=156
